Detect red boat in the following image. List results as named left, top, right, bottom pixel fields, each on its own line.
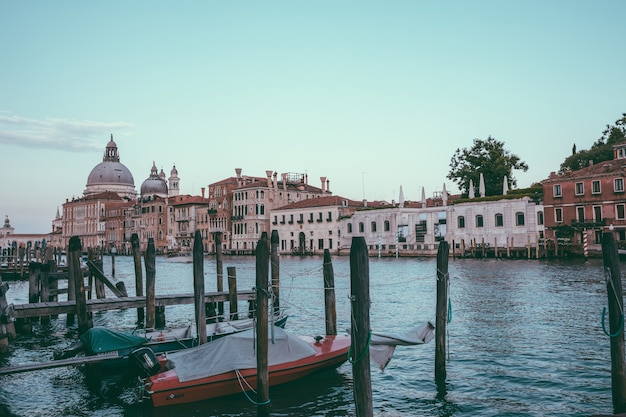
left=139, top=327, right=351, bottom=407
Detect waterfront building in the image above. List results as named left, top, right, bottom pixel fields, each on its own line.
left=541, top=141, right=626, bottom=253
left=61, top=136, right=137, bottom=251
left=230, top=170, right=329, bottom=254
left=169, top=195, right=209, bottom=252
left=271, top=195, right=365, bottom=255
left=446, top=194, right=544, bottom=254
left=337, top=190, right=449, bottom=256
left=138, top=162, right=170, bottom=253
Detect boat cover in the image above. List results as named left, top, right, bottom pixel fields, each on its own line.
left=350, top=321, right=435, bottom=371
left=80, top=327, right=148, bottom=354
left=166, top=326, right=316, bottom=382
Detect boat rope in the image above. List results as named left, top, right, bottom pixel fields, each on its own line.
left=602, top=306, right=624, bottom=338
left=348, top=331, right=372, bottom=364
left=235, top=369, right=271, bottom=406
left=604, top=267, right=625, bottom=316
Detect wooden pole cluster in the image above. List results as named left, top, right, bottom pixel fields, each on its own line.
left=193, top=230, right=207, bottom=344
left=255, top=232, right=270, bottom=417
left=0, top=276, right=15, bottom=353
left=602, top=232, right=626, bottom=414
left=435, top=240, right=449, bottom=383
left=322, top=249, right=337, bottom=336
left=349, top=237, right=373, bottom=417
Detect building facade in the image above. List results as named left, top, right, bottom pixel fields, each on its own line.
left=542, top=142, right=626, bottom=253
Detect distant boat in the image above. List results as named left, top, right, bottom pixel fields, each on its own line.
left=139, top=327, right=350, bottom=407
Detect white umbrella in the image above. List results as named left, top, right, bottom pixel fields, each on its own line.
left=468, top=179, right=475, bottom=199
left=398, top=185, right=405, bottom=208
left=442, top=183, right=448, bottom=205
left=479, top=173, right=486, bottom=197
left=503, top=175, right=508, bottom=195
left=421, top=186, right=426, bottom=207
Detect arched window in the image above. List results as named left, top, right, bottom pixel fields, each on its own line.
left=371, top=221, right=377, bottom=232
left=516, top=212, right=525, bottom=226
left=495, top=213, right=503, bottom=227
left=458, top=216, right=465, bottom=228
left=476, top=215, right=484, bottom=228
left=537, top=211, right=544, bottom=225
left=359, top=222, right=364, bottom=233
left=347, top=223, right=353, bottom=233
left=384, top=220, right=390, bottom=231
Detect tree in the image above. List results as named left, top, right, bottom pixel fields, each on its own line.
left=559, top=113, right=626, bottom=173
left=447, top=136, right=528, bottom=197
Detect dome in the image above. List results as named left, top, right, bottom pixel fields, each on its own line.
left=84, top=136, right=137, bottom=199
left=141, top=162, right=168, bottom=197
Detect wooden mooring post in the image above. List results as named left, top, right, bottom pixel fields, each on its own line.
left=350, top=237, right=373, bottom=417
left=131, top=233, right=145, bottom=326
left=227, top=266, right=238, bottom=321
left=322, top=249, right=337, bottom=336
left=602, top=232, right=626, bottom=414
left=270, top=230, right=280, bottom=317
left=255, top=232, right=270, bottom=417
left=69, top=237, right=90, bottom=335
left=215, top=232, right=224, bottom=320
left=193, top=231, right=207, bottom=344
left=145, top=238, right=156, bottom=329
left=0, top=276, right=15, bottom=353
left=435, top=240, right=449, bottom=383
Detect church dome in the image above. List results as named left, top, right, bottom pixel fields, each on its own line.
left=141, top=162, right=168, bottom=197
left=84, top=135, right=137, bottom=199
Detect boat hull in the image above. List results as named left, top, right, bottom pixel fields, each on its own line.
left=146, top=334, right=350, bottom=407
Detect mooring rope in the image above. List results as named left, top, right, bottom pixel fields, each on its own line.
left=234, top=369, right=271, bottom=406
left=602, top=306, right=624, bottom=338
left=348, top=331, right=372, bottom=364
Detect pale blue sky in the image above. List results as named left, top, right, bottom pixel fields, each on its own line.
left=1, top=1, right=624, bottom=233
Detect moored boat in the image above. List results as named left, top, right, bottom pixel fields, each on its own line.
left=140, top=327, right=351, bottom=407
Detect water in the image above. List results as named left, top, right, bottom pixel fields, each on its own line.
left=0, top=255, right=617, bottom=416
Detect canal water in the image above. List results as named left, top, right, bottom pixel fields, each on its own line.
left=0, top=254, right=617, bottom=416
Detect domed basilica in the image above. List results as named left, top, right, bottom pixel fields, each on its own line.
left=84, top=135, right=137, bottom=199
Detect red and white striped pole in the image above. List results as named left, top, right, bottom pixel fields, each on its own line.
left=583, top=229, right=588, bottom=258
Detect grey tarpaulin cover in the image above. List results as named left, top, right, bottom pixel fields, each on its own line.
left=351, top=321, right=435, bottom=371
left=166, top=326, right=316, bottom=382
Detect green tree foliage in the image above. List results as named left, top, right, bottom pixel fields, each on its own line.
left=447, top=136, right=528, bottom=196
left=559, top=114, right=626, bottom=173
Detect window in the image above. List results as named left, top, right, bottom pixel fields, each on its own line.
left=593, top=206, right=602, bottom=222
left=555, top=208, right=563, bottom=223
left=537, top=211, right=544, bottom=225
left=617, top=204, right=626, bottom=220
left=358, top=222, right=364, bottom=233
left=458, top=216, right=465, bottom=228
left=495, top=213, right=504, bottom=227
left=347, top=223, right=353, bottom=233
left=384, top=220, right=390, bottom=231
left=575, top=182, right=584, bottom=196
left=553, top=184, right=562, bottom=197
left=318, top=239, right=324, bottom=250
left=370, top=222, right=377, bottom=232
left=516, top=212, right=525, bottom=226
left=476, top=215, right=484, bottom=228
left=592, top=180, right=601, bottom=194
left=615, top=178, right=624, bottom=193
left=415, top=220, right=427, bottom=242
left=576, top=206, right=584, bottom=222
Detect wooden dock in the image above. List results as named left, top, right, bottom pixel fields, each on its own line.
left=7, top=290, right=255, bottom=320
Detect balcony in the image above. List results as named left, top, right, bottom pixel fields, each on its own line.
left=571, top=219, right=606, bottom=228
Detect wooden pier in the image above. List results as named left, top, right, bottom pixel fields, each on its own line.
left=7, top=290, right=255, bottom=320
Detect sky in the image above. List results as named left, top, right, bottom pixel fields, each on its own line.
left=1, top=1, right=625, bottom=234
